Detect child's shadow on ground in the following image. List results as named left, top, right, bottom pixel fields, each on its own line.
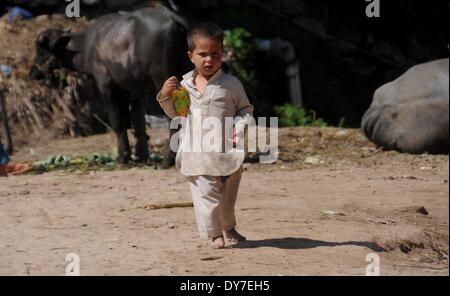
left=232, top=237, right=385, bottom=252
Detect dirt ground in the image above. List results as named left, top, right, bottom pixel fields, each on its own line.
left=0, top=127, right=448, bottom=276
left=0, top=10, right=447, bottom=277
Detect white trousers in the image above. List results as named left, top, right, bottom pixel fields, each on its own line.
left=187, top=167, right=243, bottom=239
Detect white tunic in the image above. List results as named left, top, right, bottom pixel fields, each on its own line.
left=157, top=69, right=254, bottom=176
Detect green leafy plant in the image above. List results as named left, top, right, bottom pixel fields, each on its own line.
left=274, top=104, right=328, bottom=127
left=338, top=117, right=347, bottom=128
left=223, top=28, right=256, bottom=85
left=31, top=152, right=165, bottom=173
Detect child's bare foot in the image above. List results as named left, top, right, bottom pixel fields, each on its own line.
left=212, top=235, right=225, bottom=249
left=225, top=228, right=246, bottom=242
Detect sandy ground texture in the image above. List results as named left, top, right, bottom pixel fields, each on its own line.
left=0, top=127, right=448, bottom=275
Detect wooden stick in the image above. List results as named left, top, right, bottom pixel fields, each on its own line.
left=23, top=94, right=44, bottom=130
left=361, top=146, right=383, bottom=158
left=143, top=201, right=193, bottom=210
left=0, top=88, right=13, bottom=153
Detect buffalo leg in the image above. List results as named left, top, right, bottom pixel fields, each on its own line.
left=130, top=97, right=149, bottom=162
left=106, top=88, right=131, bottom=164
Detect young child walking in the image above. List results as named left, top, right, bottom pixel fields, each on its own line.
left=156, top=23, right=254, bottom=249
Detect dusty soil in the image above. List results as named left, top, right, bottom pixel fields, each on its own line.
left=0, top=127, right=448, bottom=275
left=0, top=11, right=447, bottom=277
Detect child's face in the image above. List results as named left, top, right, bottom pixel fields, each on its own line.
left=188, top=36, right=223, bottom=79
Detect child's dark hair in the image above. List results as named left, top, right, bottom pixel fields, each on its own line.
left=187, top=23, right=224, bottom=51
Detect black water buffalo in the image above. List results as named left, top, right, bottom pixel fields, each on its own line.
left=362, top=59, right=449, bottom=154
left=31, top=3, right=190, bottom=164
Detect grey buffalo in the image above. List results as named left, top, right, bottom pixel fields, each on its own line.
left=362, top=59, right=449, bottom=154
left=31, top=4, right=190, bottom=164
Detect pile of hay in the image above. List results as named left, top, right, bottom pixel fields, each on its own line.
left=0, top=14, right=105, bottom=145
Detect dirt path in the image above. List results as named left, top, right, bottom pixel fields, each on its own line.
left=0, top=128, right=448, bottom=275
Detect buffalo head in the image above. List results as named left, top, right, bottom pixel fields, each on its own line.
left=30, top=28, right=72, bottom=81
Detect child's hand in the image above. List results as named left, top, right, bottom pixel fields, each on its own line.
left=161, top=76, right=180, bottom=98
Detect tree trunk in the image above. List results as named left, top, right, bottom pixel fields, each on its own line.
left=0, top=89, right=13, bottom=154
